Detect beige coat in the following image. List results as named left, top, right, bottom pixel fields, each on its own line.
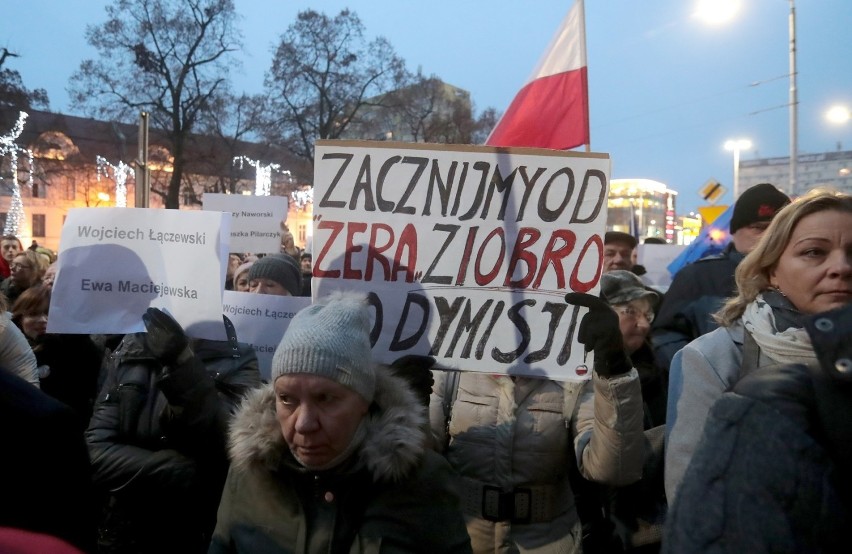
left=430, top=370, right=644, bottom=554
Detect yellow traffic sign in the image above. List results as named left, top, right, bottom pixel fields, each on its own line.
left=698, top=205, right=729, bottom=225
left=699, top=179, right=726, bottom=204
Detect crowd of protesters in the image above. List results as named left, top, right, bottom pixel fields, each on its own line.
left=0, top=185, right=850, bottom=553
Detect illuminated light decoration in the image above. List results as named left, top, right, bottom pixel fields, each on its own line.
left=96, top=156, right=134, bottom=207
left=0, top=111, right=34, bottom=236
left=233, top=156, right=287, bottom=196
left=290, top=187, right=313, bottom=210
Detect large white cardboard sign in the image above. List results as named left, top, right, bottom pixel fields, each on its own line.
left=203, top=193, right=288, bottom=253
left=48, top=208, right=231, bottom=340
left=313, top=140, right=611, bottom=381
left=223, top=290, right=312, bottom=381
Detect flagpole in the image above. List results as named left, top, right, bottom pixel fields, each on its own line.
left=579, top=0, right=590, bottom=152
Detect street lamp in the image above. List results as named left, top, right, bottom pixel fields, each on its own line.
left=788, top=0, right=798, bottom=197
left=696, top=1, right=797, bottom=196
left=724, top=138, right=752, bottom=200
left=826, top=105, right=851, bottom=125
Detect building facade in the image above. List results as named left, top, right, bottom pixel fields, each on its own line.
left=739, top=149, right=852, bottom=197
left=0, top=108, right=311, bottom=253
left=607, top=178, right=682, bottom=243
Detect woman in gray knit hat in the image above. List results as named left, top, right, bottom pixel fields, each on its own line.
left=247, top=254, right=302, bottom=296
left=209, top=291, right=471, bottom=553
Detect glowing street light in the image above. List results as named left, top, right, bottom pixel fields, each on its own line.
left=698, top=1, right=798, bottom=196
left=826, top=105, right=851, bottom=125
left=725, top=138, right=752, bottom=200
left=694, top=0, right=741, bottom=25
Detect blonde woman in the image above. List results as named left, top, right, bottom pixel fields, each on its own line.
left=665, top=189, right=852, bottom=503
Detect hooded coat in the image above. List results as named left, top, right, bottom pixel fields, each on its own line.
left=209, top=366, right=472, bottom=554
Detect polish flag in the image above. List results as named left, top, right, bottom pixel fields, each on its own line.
left=486, top=0, right=589, bottom=150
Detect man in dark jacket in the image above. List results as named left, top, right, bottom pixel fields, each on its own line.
left=651, top=183, right=790, bottom=371
left=663, top=303, right=852, bottom=553
left=87, top=309, right=261, bottom=554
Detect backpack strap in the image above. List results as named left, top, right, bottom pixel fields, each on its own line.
left=442, top=370, right=461, bottom=437
left=741, top=328, right=762, bottom=378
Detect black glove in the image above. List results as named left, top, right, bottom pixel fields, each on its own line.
left=142, top=307, right=192, bottom=366
left=564, top=292, right=631, bottom=378
left=390, top=355, right=436, bottom=408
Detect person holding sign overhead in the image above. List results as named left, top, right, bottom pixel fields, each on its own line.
left=429, top=293, right=644, bottom=554
left=86, top=308, right=261, bottom=553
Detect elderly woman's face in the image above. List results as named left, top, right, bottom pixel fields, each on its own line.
left=275, top=374, right=369, bottom=470
left=612, top=297, right=654, bottom=354
left=770, top=210, right=852, bottom=314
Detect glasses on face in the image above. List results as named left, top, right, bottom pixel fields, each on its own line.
left=10, top=263, right=32, bottom=271
left=613, top=304, right=655, bottom=324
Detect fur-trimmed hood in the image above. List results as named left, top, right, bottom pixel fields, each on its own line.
left=228, top=364, right=427, bottom=483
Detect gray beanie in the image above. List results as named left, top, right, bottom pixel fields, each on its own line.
left=247, top=254, right=301, bottom=295
left=271, top=292, right=375, bottom=403
left=600, top=270, right=660, bottom=306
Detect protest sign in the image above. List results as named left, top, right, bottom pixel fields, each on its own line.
left=203, top=193, right=287, bottom=253
left=312, top=140, right=611, bottom=381
left=222, top=290, right=311, bottom=380
left=636, top=243, right=687, bottom=291
left=48, top=208, right=231, bottom=340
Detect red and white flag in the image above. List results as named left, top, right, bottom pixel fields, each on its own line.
left=486, top=0, right=589, bottom=150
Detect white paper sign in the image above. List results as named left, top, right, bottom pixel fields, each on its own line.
left=312, top=140, right=611, bottom=381
left=636, top=244, right=687, bottom=291
left=48, top=208, right=231, bottom=340
left=203, top=193, right=288, bottom=253
left=223, top=290, right=311, bottom=380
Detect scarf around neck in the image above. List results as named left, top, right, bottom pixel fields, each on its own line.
left=741, top=290, right=817, bottom=366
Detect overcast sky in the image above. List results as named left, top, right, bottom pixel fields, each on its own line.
left=3, top=0, right=851, bottom=214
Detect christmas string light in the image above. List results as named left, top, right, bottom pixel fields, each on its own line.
left=290, top=187, right=313, bottom=210
left=96, top=155, right=133, bottom=207
left=232, top=155, right=285, bottom=196
left=0, top=111, right=34, bottom=236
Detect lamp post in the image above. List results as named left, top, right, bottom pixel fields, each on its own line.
left=788, top=0, right=798, bottom=197
left=695, top=1, right=798, bottom=196
left=724, top=138, right=752, bottom=200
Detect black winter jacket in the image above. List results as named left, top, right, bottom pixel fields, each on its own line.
left=651, top=242, right=744, bottom=371
left=86, top=320, right=261, bottom=554
left=663, top=305, right=852, bottom=553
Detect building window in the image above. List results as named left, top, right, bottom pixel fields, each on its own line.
left=0, top=213, right=6, bottom=231
left=298, top=224, right=306, bottom=243
left=32, top=214, right=46, bottom=237
left=65, top=180, right=77, bottom=201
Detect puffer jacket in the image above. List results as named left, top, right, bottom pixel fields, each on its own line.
left=429, top=370, right=644, bottom=554
left=87, top=320, right=261, bottom=554
left=664, top=358, right=852, bottom=553
left=209, top=366, right=472, bottom=554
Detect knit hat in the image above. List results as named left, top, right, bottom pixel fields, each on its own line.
left=605, top=231, right=638, bottom=249
left=247, top=254, right=301, bottom=295
left=600, top=270, right=660, bottom=306
left=232, top=261, right=253, bottom=286
left=271, top=292, right=375, bottom=403
left=729, top=183, right=790, bottom=234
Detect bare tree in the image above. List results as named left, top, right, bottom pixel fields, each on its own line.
left=68, top=0, right=241, bottom=208
left=265, top=9, right=406, bottom=165
left=1, top=48, right=49, bottom=127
